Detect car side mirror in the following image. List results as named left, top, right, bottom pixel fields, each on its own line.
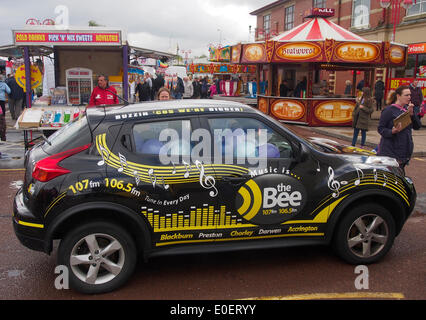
left=294, top=142, right=309, bottom=163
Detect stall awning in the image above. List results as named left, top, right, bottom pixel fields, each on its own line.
left=272, top=17, right=366, bottom=42
left=129, top=45, right=176, bottom=61
left=0, top=44, right=53, bottom=58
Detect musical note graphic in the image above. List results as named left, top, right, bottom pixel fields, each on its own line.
left=161, top=176, right=170, bottom=190
left=183, top=161, right=191, bottom=178
left=327, top=167, right=341, bottom=198
left=117, top=153, right=127, bottom=173
left=373, top=168, right=378, bottom=182
left=354, top=166, right=364, bottom=186
left=97, top=144, right=110, bottom=166
left=195, top=160, right=218, bottom=197
left=148, top=168, right=157, bottom=188
left=383, top=173, right=388, bottom=187
left=133, top=170, right=140, bottom=186
left=171, top=162, right=177, bottom=175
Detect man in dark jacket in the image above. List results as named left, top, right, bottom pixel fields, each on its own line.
left=5, top=74, right=24, bottom=120
left=409, top=78, right=423, bottom=106
left=192, top=77, right=201, bottom=98
left=409, top=78, right=424, bottom=117
left=374, top=79, right=385, bottom=111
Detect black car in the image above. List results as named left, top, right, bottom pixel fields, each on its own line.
left=13, top=100, right=416, bottom=294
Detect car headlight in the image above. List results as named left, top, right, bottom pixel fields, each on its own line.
left=365, top=156, right=399, bottom=167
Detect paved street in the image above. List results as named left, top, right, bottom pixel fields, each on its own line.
left=0, top=104, right=425, bottom=300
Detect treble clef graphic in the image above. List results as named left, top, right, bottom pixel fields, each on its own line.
left=195, top=160, right=218, bottom=197
left=328, top=166, right=341, bottom=198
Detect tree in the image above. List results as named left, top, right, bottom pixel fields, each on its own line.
left=88, top=20, right=103, bottom=27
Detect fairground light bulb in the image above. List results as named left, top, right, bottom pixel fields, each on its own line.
left=402, top=0, right=414, bottom=10
left=380, top=0, right=391, bottom=9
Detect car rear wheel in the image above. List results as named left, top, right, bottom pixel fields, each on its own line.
left=58, top=221, right=137, bottom=294
left=333, top=203, right=396, bottom=265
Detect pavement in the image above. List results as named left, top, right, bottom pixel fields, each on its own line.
left=1, top=103, right=425, bottom=170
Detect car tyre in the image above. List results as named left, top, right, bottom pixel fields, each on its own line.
left=333, top=203, right=396, bottom=265
left=58, top=221, right=137, bottom=294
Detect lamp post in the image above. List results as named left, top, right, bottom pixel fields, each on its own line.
left=380, top=0, right=415, bottom=42
left=380, top=0, right=415, bottom=100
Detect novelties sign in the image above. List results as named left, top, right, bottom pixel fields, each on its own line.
left=13, top=30, right=121, bottom=46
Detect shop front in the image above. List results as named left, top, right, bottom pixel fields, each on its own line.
left=389, top=42, right=426, bottom=98
left=2, top=26, right=174, bottom=148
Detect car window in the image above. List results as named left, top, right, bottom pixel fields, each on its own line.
left=42, top=115, right=91, bottom=155
left=207, top=117, right=293, bottom=159
left=132, top=120, right=192, bottom=157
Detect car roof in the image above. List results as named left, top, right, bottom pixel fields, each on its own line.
left=86, top=99, right=260, bottom=123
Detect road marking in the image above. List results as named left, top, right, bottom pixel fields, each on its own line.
left=413, top=157, right=426, bottom=161
left=0, top=169, right=25, bottom=171
left=241, top=292, right=405, bottom=300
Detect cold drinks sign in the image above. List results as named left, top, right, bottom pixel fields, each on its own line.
left=13, top=30, right=121, bottom=46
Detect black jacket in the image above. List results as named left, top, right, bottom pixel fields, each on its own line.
left=5, top=77, right=24, bottom=100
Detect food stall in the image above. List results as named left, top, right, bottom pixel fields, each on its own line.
left=1, top=26, right=175, bottom=148
left=187, top=62, right=256, bottom=97
left=229, top=8, right=408, bottom=126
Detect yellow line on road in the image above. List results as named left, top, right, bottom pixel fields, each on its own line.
left=413, top=157, right=426, bottom=161
left=241, top=292, right=405, bottom=300
left=0, top=168, right=25, bottom=171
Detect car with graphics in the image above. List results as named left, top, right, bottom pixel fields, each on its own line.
left=13, top=100, right=416, bottom=293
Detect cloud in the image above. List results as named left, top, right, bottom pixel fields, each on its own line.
left=0, top=0, right=271, bottom=57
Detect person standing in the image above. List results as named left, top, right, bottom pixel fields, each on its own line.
left=183, top=76, right=193, bottom=99
left=409, top=78, right=424, bottom=119
left=351, top=87, right=374, bottom=148
left=192, top=77, right=201, bottom=98
left=280, top=80, right=289, bottom=97
left=6, top=73, right=24, bottom=120
left=145, top=73, right=153, bottom=101
left=135, top=77, right=151, bottom=102
left=344, top=80, right=352, bottom=95
left=377, top=85, right=421, bottom=172
left=374, top=78, right=385, bottom=111
left=88, top=75, right=119, bottom=107
left=0, top=74, right=11, bottom=116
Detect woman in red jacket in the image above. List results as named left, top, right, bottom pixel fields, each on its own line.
left=88, top=75, right=119, bottom=107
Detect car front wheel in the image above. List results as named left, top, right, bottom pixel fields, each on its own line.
left=333, top=203, right=396, bottom=265
left=58, top=221, right=137, bottom=294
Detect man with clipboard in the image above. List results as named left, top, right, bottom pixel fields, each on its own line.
left=377, top=85, right=421, bottom=173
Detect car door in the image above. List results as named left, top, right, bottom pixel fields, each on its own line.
left=101, top=115, right=222, bottom=248
left=200, top=114, right=327, bottom=243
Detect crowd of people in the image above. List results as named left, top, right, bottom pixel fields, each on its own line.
left=131, top=74, right=225, bottom=102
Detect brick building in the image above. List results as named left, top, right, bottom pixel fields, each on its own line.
left=250, top=0, right=426, bottom=96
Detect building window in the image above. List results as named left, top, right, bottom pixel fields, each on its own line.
left=351, top=0, right=370, bottom=29
left=285, top=5, right=295, bottom=31
left=313, top=0, right=326, bottom=8
left=263, top=14, right=271, bottom=36
left=407, top=0, right=426, bottom=16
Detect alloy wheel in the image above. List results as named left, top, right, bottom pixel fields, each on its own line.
left=346, top=214, right=389, bottom=259
left=70, top=233, right=125, bottom=285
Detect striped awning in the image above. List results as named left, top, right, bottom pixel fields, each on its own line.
left=272, top=17, right=366, bottom=42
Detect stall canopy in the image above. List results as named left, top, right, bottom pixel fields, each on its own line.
left=272, top=16, right=366, bottom=42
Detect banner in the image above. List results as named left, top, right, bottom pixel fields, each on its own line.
left=13, top=30, right=121, bottom=46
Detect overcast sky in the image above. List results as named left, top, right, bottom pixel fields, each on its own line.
left=0, top=0, right=272, bottom=57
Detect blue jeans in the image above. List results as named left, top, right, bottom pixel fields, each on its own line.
left=352, top=128, right=366, bottom=146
